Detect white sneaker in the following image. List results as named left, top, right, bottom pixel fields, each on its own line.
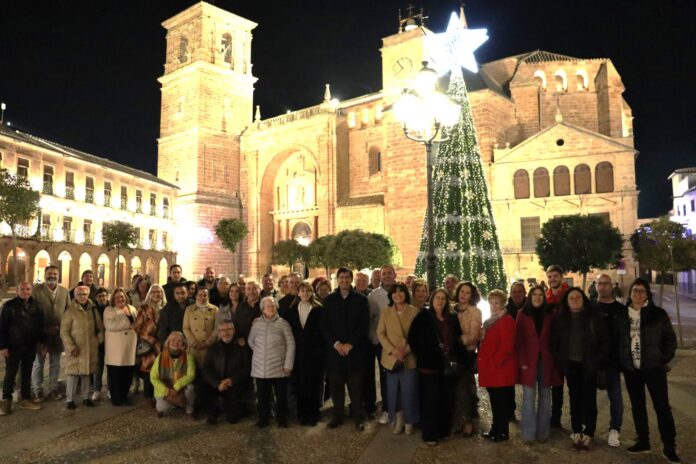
left=91, top=391, right=101, bottom=401
left=405, top=424, right=414, bottom=435
left=607, top=429, right=620, bottom=447
left=378, top=411, right=389, bottom=425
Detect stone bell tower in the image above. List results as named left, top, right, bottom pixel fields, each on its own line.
left=157, top=1, right=257, bottom=278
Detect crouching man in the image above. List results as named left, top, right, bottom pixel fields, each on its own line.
left=150, top=331, right=195, bottom=417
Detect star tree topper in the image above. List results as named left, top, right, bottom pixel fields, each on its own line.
left=428, top=12, right=488, bottom=75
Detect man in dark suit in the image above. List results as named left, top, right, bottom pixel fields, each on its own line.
left=321, top=267, right=369, bottom=431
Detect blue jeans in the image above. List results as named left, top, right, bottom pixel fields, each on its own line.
left=521, top=359, right=552, bottom=441
left=605, top=366, right=623, bottom=431
left=91, top=344, right=106, bottom=392
left=31, top=351, right=62, bottom=395
left=386, top=368, right=419, bottom=425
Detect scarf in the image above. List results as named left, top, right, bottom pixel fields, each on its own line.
left=158, top=348, right=188, bottom=388
left=481, top=310, right=505, bottom=340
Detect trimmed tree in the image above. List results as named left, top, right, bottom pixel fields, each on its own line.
left=215, top=218, right=248, bottom=273
left=271, top=239, right=308, bottom=271
left=333, top=229, right=399, bottom=271
left=0, top=168, right=40, bottom=287
left=536, top=214, right=624, bottom=290
left=413, top=67, right=506, bottom=296
left=307, top=234, right=338, bottom=276
left=102, top=220, right=138, bottom=288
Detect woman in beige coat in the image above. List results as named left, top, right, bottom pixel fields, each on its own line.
left=60, top=285, right=104, bottom=409
left=377, top=282, right=419, bottom=435
left=103, top=288, right=138, bottom=406
left=183, top=287, right=218, bottom=367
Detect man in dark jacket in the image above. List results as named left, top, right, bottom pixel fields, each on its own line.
left=505, top=281, right=526, bottom=320
left=158, top=283, right=189, bottom=344
left=0, top=282, right=44, bottom=414
left=69, top=270, right=99, bottom=302
left=91, top=287, right=109, bottom=401
left=162, top=264, right=187, bottom=303
left=321, top=267, right=370, bottom=431
left=203, top=321, right=250, bottom=424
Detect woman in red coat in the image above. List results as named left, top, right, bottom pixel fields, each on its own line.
left=478, top=289, right=517, bottom=442
left=515, top=286, right=562, bottom=443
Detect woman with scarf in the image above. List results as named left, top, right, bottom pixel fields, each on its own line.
left=150, top=331, right=196, bottom=417
left=478, top=289, right=517, bottom=442
left=134, top=287, right=162, bottom=403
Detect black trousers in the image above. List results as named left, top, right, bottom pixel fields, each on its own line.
left=2, top=344, right=36, bottom=400
left=135, top=369, right=154, bottom=399
left=256, top=378, right=288, bottom=424
left=207, top=384, right=246, bottom=422
left=107, top=365, right=133, bottom=406
left=328, top=369, right=364, bottom=423
left=487, top=386, right=515, bottom=436
left=363, top=344, right=387, bottom=415
left=293, top=367, right=324, bottom=423
left=624, top=368, right=676, bottom=448
left=551, top=379, right=564, bottom=425
left=566, top=361, right=597, bottom=436
left=420, top=371, right=457, bottom=442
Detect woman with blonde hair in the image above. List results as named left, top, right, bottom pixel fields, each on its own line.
left=103, top=288, right=138, bottom=406
left=143, top=284, right=166, bottom=313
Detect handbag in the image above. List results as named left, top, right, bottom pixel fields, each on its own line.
left=136, top=339, right=153, bottom=356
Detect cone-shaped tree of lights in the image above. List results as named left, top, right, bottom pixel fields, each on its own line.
left=414, top=66, right=507, bottom=295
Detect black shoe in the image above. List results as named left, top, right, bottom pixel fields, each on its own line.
left=627, top=442, right=651, bottom=454
left=83, top=399, right=95, bottom=407
left=277, top=419, right=289, bottom=428
left=66, top=401, right=77, bottom=410
left=327, top=419, right=343, bottom=429
left=256, top=420, right=269, bottom=428
left=663, top=447, right=681, bottom=463
left=482, top=431, right=496, bottom=441
left=206, top=417, right=218, bottom=425
left=355, top=422, right=365, bottom=432
left=491, top=434, right=509, bottom=443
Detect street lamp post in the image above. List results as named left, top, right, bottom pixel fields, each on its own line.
left=394, top=61, right=460, bottom=291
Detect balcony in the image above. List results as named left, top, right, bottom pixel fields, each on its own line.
left=65, top=185, right=75, bottom=200
left=84, top=232, right=94, bottom=245
left=62, top=228, right=73, bottom=242
left=136, top=202, right=143, bottom=214
left=149, top=206, right=157, bottom=217
left=163, top=208, right=170, bottom=219
left=40, top=225, right=51, bottom=240
left=120, top=197, right=128, bottom=210
left=42, top=182, right=54, bottom=195
left=104, top=193, right=111, bottom=207
left=85, top=189, right=94, bottom=204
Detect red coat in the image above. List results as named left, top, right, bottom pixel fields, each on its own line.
left=515, top=309, right=562, bottom=388
left=477, top=314, right=517, bottom=388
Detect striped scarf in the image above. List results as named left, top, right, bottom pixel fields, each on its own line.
left=158, top=348, right=188, bottom=388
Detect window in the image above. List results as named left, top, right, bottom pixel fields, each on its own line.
left=41, top=214, right=51, bottom=239
left=43, top=165, right=54, bottom=195
left=135, top=227, right=142, bottom=248
left=136, top=189, right=143, bottom=213
left=533, top=167, right=550, bottom=198
left=63, top=216, right=73, bottom=242
left=84, top=220, right=93, bottom=244
left=178, top=36, right=188, bottom=63
left=17, top=158, right=29, bottom=178
left=65, top=172, right=75, bottom=199
left=533, top=70, right=547, bottom=90
left=85, top=176, right=94, bottom=203
left=120, top=186, right=128, bottom=210
left=104, top=181, right=112, bottom=207
left=684, top=205, right=688, bottom=216
left=368, top=146, right=382, bottom=176
left=553, top=166, right=570, bottom=196
left=595, top=162, right=614, bottom=193
left=347, top=112, right=356, bottom=128
left=590, top=212, right=611, bottom=226
left=162, top=231, right=168, bottom=251
left=576, top=70, right=589, bottom=91
left=574, top=164, right=591, bottom=194
left=221, top=33, right=233, bottom=66
left=521, top=217, right=541, bottom=252
left=513, top=169, right=530, bottom=199
left=163, top=197, right=170, bottom=219
left=691, top=199, right=695, bottom=212
left=554, top=69, right=567, bottom=92
left=148, top=229, right=157, bottom=250
left=150, top=193, right=157, bottom=216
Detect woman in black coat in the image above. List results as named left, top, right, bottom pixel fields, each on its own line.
left=285, top=282, right=325, bottom=425
left=613, top=278, right=679, bottom=463
left=550, top=287, right=608, bottom=450
left=408, top=288, right=465, bottom=446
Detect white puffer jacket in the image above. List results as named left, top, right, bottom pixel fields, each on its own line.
left=248, top=314, right=295, bottom=379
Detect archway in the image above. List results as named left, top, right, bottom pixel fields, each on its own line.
left=131, top=256, right=142, bottom=278
left=158, top=257, right=168, bottom=286
left=6, top=248, right=29, bottom=287
left=97, top=253, right=111, bottom=288
left=146, top=257, right=156, bottom=283
left=116, top=254, right=127, bottom=288
left=259, top=147, right=320, bottom=275
left=291, top=221, right=312, bottom=246
left=33, top=250, right=51, bottom=284
left=79, top=252, right=92, bottom=279
left=57, top=250, right=72, bottom=287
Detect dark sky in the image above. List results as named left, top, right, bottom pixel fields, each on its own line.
left=1, top=0, right=694, bottom=218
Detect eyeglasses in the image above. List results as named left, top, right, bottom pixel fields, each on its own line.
left=76, top=293, right=89, bottom=297
left=631, top=288, right=647, bottom=294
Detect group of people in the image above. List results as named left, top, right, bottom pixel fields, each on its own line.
left=0, top=262, right=681, bottom=463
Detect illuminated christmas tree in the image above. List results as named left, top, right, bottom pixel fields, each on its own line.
left=415, top=13, right=506, bottom=295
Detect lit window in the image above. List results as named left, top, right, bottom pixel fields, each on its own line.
left=368, top=146, right=382, bottom=176
left=17, top=158, right=29, bottom=178
left=43, top=165, right=54, bottom=195
left=104, top=181, right=112, bottom=207
left=85, top=176, right=95, bottom=203
left=150, top=193, right=157, bottom=216
left=136, top=189, right=143, bottom=213
left=65, top=172, right=75, bottom=199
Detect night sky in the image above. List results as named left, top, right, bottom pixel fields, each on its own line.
left=1, top=0, right=694, bottom=218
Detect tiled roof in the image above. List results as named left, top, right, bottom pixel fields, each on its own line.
left=0, top=124, right=178, bottom=189
left=514, top=50, right=584, bottom=63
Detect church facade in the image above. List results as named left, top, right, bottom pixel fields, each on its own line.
left=158, top=2, right=639, bottom=285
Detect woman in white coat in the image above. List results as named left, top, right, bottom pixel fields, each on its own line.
left=104, top=288, right=138, bottom=406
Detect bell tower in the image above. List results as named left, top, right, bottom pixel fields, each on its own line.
left=157, top=1, right=257, bottom=277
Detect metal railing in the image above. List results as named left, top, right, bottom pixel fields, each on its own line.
left=85, top=189, right=94, bottom=204
left=42, top=182, right=53, bottom=195
left=65, top=186, right=75, bottom=200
